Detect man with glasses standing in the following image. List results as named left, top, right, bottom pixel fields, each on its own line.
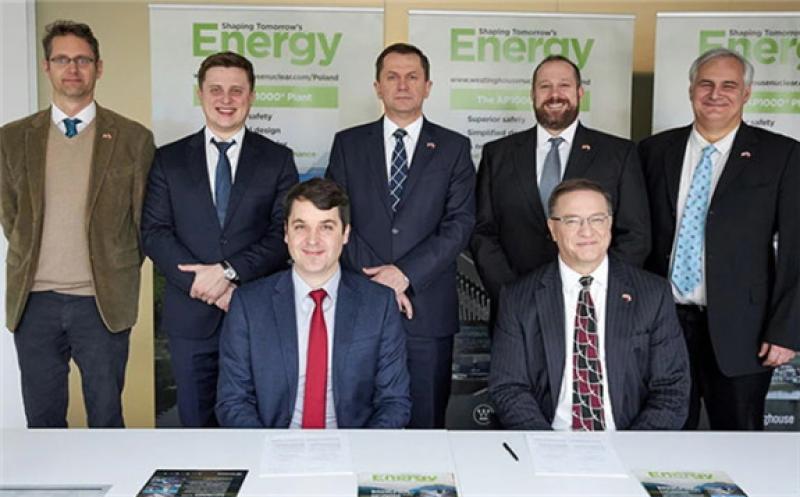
left=0, top=20, right=154, bottom=427
left=489, top=179, right=689, bottom=430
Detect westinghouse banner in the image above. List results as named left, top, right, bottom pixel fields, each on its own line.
left=149, top=4, right=384, bottom=176
left=653, top=12, right=800, bottom=139
left=409, top=10, right=634, bottom=164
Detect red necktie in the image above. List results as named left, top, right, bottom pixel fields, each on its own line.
left=572, top=276, right=606, bottom=431
left=302, top=289, right=328, bottom=429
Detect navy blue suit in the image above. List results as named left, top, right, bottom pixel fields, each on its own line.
left=489, top=259, right=690, bottom=430
left=142, top=128, right=298, bottom=426
left=326, top=117, right=475, bottom=427
left=216, top=269, right=411, bottom=428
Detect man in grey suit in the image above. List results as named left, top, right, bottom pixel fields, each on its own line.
left=489, top=179, right=689, bottom=430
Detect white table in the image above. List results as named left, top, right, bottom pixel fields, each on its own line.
left=1, top=429, right=798, bottom=496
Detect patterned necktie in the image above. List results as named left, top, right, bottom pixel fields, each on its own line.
left=302, top=289, right=328, bottom=429
left=63, top=118, right=81, bottom=138
left=670, top=145, right=717, bottom=296
left=211, top=139, right=235, bottom=227
left=539, top=136, right=564, bottom=215
left=389, top=128, right=409, bottom=212
left=572, top=275, right=606, bottom=431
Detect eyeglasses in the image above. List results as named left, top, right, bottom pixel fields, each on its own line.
left=550, top=213, right=611, bottom=230
left=49, top=55, right=95, bottom=67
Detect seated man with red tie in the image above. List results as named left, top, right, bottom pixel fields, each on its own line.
left=489, top=179, right=689, bottom=430
left=216, top=178, right=412, bottom=428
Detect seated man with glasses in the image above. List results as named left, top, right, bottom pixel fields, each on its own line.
left=489, top=178, right=690, bottom=431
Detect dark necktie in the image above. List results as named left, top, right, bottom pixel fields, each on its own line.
left=211, top=139, right=234, bottom=227
left=302, top=289, right=328, bottom=429
left=572, top=275, right=606, bottom=431
left=539, top=136, right=564, bottom=215
left=389, top=128, right=409, bottom=212
left=63, top=118, right=81, bottom=138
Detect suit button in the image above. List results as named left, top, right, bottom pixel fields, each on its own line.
left=220, top=238, right=228, bottom=245
left=391, top=228, right=399, bottom=235
left=708, top=210, right=714, bottom=216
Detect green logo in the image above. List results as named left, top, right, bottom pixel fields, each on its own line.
left=700, top=30, right=800, bottom=69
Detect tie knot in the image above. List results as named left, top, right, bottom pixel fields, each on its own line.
left=702, top=144, right=717, bottom=159
left=393, top=128, right=407, bottom=141
left=548, top=136, right=564, bottom=148
left=63, top=118, right=82, bottom=138
left=309, top=289, right=327, bottom=306
left=579, top=276, right=593, bottom=289
left=212, top=138, right=235, bottom=154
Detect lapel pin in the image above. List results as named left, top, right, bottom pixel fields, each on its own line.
left=426, top=142, right=436, bottom=149
left=102, top=133, right=113, bottom=140
left=581, top=144, right=591, bottom=151
left=622, top=293, right=632, bottom=303
left=740, top=151, right=751, bottom=158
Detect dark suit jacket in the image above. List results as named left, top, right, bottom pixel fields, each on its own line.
left=471, top=124, right=651, bottom=303
left=141, top=128, right=298, bottom=339
left=639, top=123, right=800, bottom=376
left=216, top=269, right=411, bottom=428
left=0, top=106, right=154, bottom=331
left=325, top=118, right=475, bottom=338
left=489, top=258, right=690, bottom=430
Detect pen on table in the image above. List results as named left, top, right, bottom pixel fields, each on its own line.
left=502, top=441, right=519, bottom=462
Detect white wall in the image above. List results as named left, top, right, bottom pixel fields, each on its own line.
left=1, top=0, right=37, bottom=429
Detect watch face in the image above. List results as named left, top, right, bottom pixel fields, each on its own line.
left=224, top=267, right=236, bottom=280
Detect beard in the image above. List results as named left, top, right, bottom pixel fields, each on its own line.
left=534, top=97, right=579, bottom=131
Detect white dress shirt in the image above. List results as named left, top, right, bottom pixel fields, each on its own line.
left=552, top=255, right=617, bottom=431
left=670, top=125, right=738, bottom=305
left=535, top=119, right=579, bottom=185
left=203, top=126, right=246, bottom=204
left=51, top=101, right=96, bottom=136
left=289, top=267, right=341, bottom=428
left=383, top=115, right=423, bottom=181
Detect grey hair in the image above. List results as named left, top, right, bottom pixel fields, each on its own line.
left=689, top=48, right=754, bottom=86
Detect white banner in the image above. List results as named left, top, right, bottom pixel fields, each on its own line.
left=653, top=12, right=800, bottom=138
left=149, top=4, right=384, bottom=176
left=409, top=10, right=634, bottom=164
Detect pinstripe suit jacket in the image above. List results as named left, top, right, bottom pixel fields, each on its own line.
left=489, top=258, right=689, bottom=430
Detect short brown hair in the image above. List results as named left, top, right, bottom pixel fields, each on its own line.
left=43, top=20, right=99, bottom=61
left=198, top=51, right=255, bottom=90
left=375, top=43, right=430, bottom=81
left=548, top=178, right=613, bottom=215
left=532, top=55, right=582, bottom=88
left=284, top=178, right=350, bottom=230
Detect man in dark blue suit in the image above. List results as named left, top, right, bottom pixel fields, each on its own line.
left=326, top=43, right=475, bottom=428
left=142, top=52, right=298, bottom=427
left=490, top=179, right=689, bottom=430
left=216, top=178, right=411, bottom=428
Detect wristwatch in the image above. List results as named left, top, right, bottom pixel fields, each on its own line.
left=220, top=260, right=239, bottom=283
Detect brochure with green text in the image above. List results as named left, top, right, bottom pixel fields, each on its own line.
left=357, top=472, right=458, bottom=497
left=635, top=469, right=748, bottom=497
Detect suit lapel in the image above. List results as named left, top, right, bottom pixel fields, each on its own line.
left=536, top=264, right=566, bottom=413
left=510, top=127, right=547, bottom=222
left=364, top=120, right=393, bottom=220
left=564, top=123, right=595, bottom=180
left=188, top=129, right=223, bottom=234
left=272, top=272, right=300, bottom=410
left=85, top=107, right=117, bottom=220
left=396, top=118, right=435, bottom=211
left=331, top=271, right=359, bottom=412
left=712, top=124, right=757, bottom=203
left=24, top=111, right=50, bottom=225
left=604, top=259, right=635, bottom=420
left=663, top=127, right=692, bottom=212
left=223, top=129, right=257, bottom=228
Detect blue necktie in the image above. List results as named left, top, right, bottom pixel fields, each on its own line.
left=539, top=136, right=564, bottom=215
left=212, top=139, right=234, bottom=227
left=389, top=128, right=409, bottom=212
left=63, top=118, right=81, bottom=138
left=671, top=144, right=717, bottom=296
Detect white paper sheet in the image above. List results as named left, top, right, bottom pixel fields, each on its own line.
left=260, top=432, right=353, bottom=476
left=526, top=434, right=629, bottom=477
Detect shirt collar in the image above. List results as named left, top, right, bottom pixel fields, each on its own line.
left=690, top=124, right=739, bottom=156
left=204, top=126, right=246, bottom=149
left=383, top=115, right=423, bottom=143
left=292, top=266, right=341, bottom=310
left=537, top=118, right=579, bottom=150
left=51, top=101, right=97, bottom=127
left=557, top=254, right=609, bottom=291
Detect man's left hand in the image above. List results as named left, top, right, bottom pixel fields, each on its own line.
left=178, top=263, right=230, bottom=304
left=758, top=342, right=797, bottom=367
left=363, top=264, right=409, bottom=294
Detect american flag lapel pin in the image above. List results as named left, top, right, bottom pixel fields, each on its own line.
left=426, top=142, right=436, bottom=150
left=740, top=151, right=751, bottom=158
left=102, top=132, right=113, bottom=140
left=581, top=144, right=591, bottom=151
left=622, top=293, right=633, bottom=303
